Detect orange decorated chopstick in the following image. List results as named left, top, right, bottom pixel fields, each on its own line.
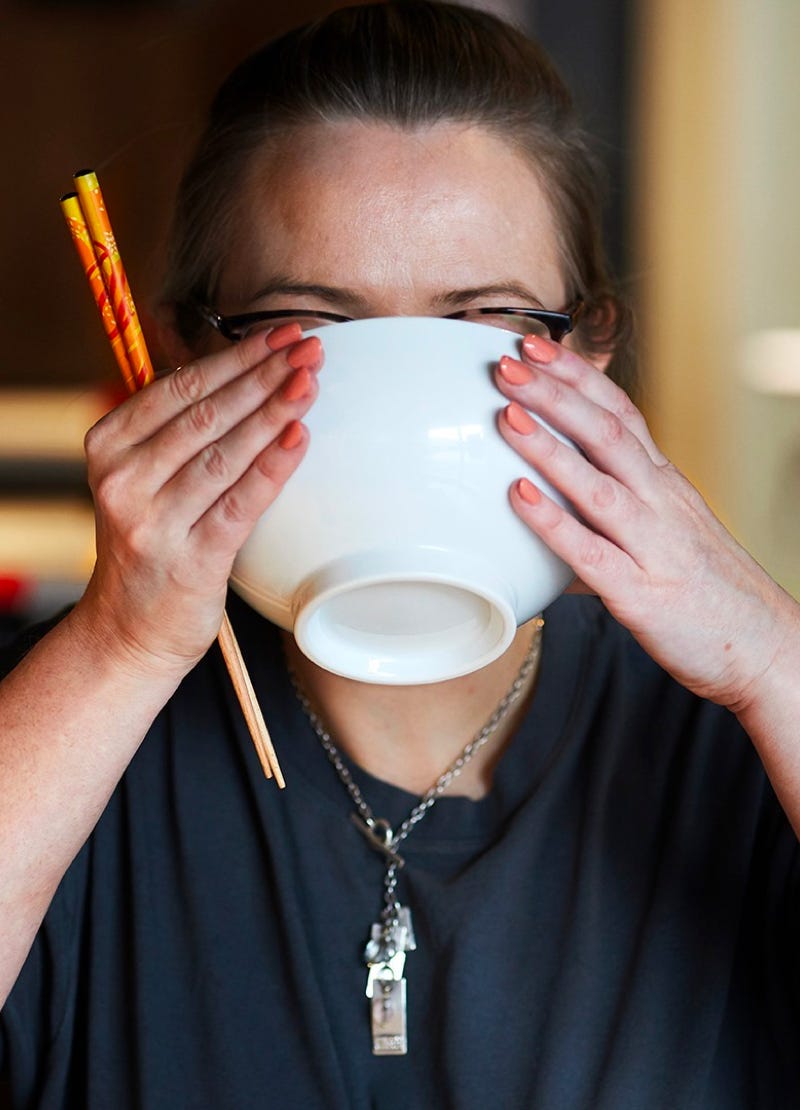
left=60, top=193, right=136, bottom=392
left=60, top=169, right=284, bottom=788
left=71, top=170, right=154, bottom=392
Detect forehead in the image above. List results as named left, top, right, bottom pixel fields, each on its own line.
left=219, top=121, right=566, bottom=308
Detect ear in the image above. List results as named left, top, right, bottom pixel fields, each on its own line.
left=563, top=294, right=619, bottom=375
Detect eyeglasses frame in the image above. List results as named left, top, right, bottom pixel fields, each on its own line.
left=195, top=301, right=584, bottom=344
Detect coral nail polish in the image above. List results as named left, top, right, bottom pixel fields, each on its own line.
left=278, top=420, right=304, bottom=450
left=523, top=334, right=557, bottom=364
left=287, top=335, right=323, bottom=370
left=505, top=402, right=538, bottom=435
left=282, top=367, right=312, bottom=401
left=517, top=478, right=541, bottom=505
left=498, top=356, right=533, bottom=385
left=266, top=322, right=303, bottom=351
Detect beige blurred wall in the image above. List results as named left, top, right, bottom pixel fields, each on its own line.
left=634, top=0, right=800, bottom=598
left=735, top=1, right=800, bottom=599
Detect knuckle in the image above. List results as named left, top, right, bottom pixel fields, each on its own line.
left=217, top=489, right=248, bottom=526
left=188, top=396, right=220, bottom=436
left=199, top=441, right=229, bottom=482
left=562, top=359, right=588, bottom=389
left=92, top=467, right=126, bottom=513
left=617, top=401, right=649, bottom=441
left=83, top=413, right=112, bottom=460
left=233, top=336, right=260, bottom=376
left=598, top=410, right=625, bottom=446
left=123, top=519, right=153, bottom=560
left=83, top=423, right=101, bottom=458
left=250, top=397, right=280, bottom=435
left=169, top=362, right=207, bottom=406
left=536, top=431, right=560, bottom=463
left=590, top=478, right=617, bottom=511
left=681, top=480, right=708, bottom=517
left=615, top=394, right=641, bottom=425
left=535, top=498, right=566, bottom=533
left=252, top=357, right=279, bottom=394
left=253, top=451, right=283, bottom=490
left=543, top=376, right=567, bottom=407
left=578, top=534, right=608, bottom=569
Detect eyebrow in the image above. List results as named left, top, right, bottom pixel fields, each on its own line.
left=241, top=278, right=549, bottom=312
left=244, top=280, right=372, bottom=313
left=435, top=283, right=547, bottom=310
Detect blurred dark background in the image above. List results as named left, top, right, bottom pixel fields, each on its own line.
left=0, top=0, right=633, bottom=389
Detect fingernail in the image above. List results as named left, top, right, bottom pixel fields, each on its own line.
left=266, top=322, right=303, bottom=351
left=282, top=366, right=312, bottom=401
left=517, top=477, right=541, bottom=505
left=505, top=402, right=538, bottom=435
left=287, top=335, right=323, bottom=370
left=499, top=355, right=533, bottom=385
left=523, top=334, right=557, bottom=364
left=278, top=420, right=304, bottom=450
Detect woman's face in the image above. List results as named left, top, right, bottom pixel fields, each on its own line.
left=214, top=121, right=569, bottom=335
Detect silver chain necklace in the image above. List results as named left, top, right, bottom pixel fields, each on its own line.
left=289, top=616, right=544, bottom=1057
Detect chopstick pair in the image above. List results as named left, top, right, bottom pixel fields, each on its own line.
left=60, top=170, right=285, bottom=788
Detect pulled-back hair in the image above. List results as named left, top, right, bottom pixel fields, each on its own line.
left=163, top=0, right=634, bottom=386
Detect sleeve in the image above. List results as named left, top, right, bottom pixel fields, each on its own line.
left=1, top=613, right=87, bottom=1100
left=0, top=851, right=88, bottom=1105
left=0, top=609, right=71, bottom=677
left=750, top=780, right=800, bottom=1054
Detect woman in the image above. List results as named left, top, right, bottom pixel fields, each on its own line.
left=1, top=3, right=798, bottom=1106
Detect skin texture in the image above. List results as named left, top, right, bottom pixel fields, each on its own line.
left=1, top=120, right=799, bottom=1008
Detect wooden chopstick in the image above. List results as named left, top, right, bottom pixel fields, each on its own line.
left=60, top=170, right=284, bottom=787
left=218, top=613, right=285, bottom=788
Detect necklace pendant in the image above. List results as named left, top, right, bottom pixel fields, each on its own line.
left=363, top=906, right=416, bottom=970
left=396, top=905, right=416, bottom=950
left=365, top=951, right=406, bottom=997
left=363, top=905, right=415, bottom=1054
left=370, top=974, right=408, bottom=1056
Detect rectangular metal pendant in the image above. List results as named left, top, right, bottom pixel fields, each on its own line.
left=370, top=977, right=408, bottom=1055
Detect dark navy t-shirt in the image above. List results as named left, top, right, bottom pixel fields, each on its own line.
left=1, top=594, right=799, bottom=1109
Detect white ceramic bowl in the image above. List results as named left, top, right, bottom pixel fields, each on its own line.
left=230, top=317, right=576, bottom=684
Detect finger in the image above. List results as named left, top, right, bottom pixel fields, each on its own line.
left=495, top=354, right=660, bottom=498
left=509, top=475, right=636, bottom=599
left=499, top=401, right=654, bottom=563
left=143, top=334, right=322, bottom=481
left=89, top=323, right=304, bottom=454
left=521, top=334, right=668, bottom=466
left=92, top=335, right=323, bottom=510
left=160, top=365, right=320, bottom=534
left=192, top=417, right=312, bottom=555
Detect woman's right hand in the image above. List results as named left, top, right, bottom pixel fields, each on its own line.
left=73, top=324, right=323, bottom=679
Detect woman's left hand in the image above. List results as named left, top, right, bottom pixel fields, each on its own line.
left=495, top=334, right=799, bottom=716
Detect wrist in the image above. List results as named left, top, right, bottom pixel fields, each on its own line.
left=65, top=584, right=204, bottom=689
left=730, top=587, right=800, bottom=740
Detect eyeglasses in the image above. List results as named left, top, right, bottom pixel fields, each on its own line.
left=194, top=301, right=584, bottom=343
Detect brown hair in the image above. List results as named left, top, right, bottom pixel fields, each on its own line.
left=162, top=0, right=634, bottom=386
